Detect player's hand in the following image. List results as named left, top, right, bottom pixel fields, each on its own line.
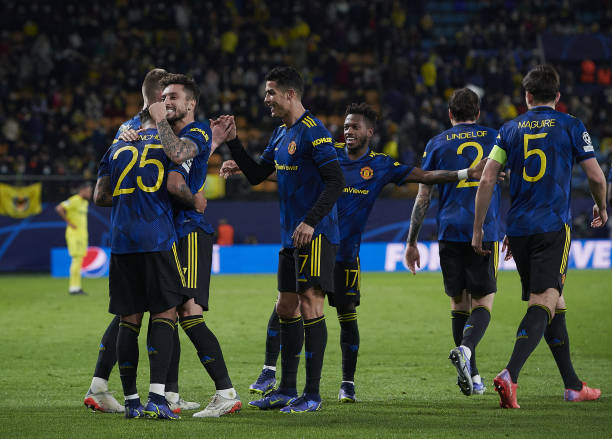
left=225, top=115, right=237, bottom=141
left=591, top=204, right=608, bottom=228
left=467, top=159, right=486, bottom=181
left=467, top=159, right=506, bottom=182
left=211, top=115, right=233, bottom=150
left=471, top=228, right=490, bottom=256
left=68, top=221, right=77, bottom=230
left=219, top=160, right=242, bottom=179
left=194, top=191, right=207, bottom=214
left=118, top=129, right=140, bottom=142
left=404, top=244, right=420, bottom=275
left=501, top=235, right=513, bottom=261
left=292, top=222, right=314, bottom=248
left=149, top=102, right=167, bottom=123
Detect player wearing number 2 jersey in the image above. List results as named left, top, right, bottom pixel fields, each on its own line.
left=473, top=64, right=607, bottom=409
left=406, top=88, right=501, bottom=397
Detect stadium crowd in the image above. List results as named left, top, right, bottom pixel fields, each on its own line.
left=1, top=0, right=611, bottom=183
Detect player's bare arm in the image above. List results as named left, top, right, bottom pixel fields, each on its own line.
left=405, top=184, right=433, bottom=274
left=580, top=157, right=608, bottom=227
left=93, top=176, right=113, bottom=207
left=55, top=203, right=76, bottom=229
left=167, top=172, right=206, bottom=213
left=149, top=102, right=198, bottom=164
left=472, top=159, right=502, bottom=255
left=405, top=167, right=474, bottom=184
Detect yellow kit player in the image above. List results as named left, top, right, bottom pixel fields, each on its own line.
left=56, top=182, right=92, bottom=295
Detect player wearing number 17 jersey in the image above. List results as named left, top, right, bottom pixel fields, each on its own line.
left=247, top=102, right=489, bottom=403
left=406, top=88, right=501, bottom=397
left=473, top=64, right=607, bottom=408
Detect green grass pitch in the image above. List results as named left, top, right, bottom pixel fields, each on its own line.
left=0, top=270, right=611, bottom=438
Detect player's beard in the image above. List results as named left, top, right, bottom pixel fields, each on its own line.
left=167, top=108, right=187, bottom=125
left=347, top=136, right=368, bottom=153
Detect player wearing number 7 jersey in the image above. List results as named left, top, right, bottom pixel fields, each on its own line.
left=473, top=64, right=607, bottom=408
left=405, top=88, right=501, bottom=397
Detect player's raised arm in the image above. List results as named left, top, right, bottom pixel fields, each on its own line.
left=223, top=117, right=276, bottom=184
left=149, top=101, right=199, bottom=164
left=404, top=184, right=433, bottom=274
left=579, top=158, right=608, bottom=227
left=472, top=158, right=502, bottom=255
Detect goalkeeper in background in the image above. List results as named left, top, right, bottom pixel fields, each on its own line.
left=55, top=182, right=92, bottom=295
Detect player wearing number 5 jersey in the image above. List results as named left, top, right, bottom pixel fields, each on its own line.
left=473, top=64, right=607, bottom=409
left=406, top=88, right=501, bottom=397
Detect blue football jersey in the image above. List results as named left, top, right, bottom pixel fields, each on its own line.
left=98, top=128, right=177, bottom=254
left=169, top=121, right=215, bottom=238
left=261, top=111, right=340, bottom=247
left=489, top=107, right=595, bottom=236
left=422, top=123, right=501, bottom=242
left=608, top=165, right=612, bottom=182
left=113, top=114, right=141, bottom=142
left=336, top=145, right=413, bottom=262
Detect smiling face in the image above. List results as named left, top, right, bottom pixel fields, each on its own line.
left=264, top=81, right=292, bottom=119
left=161, top=84, right=194, bottom=123
left=344, top=113, right=373, bottom=154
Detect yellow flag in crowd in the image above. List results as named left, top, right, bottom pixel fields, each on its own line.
left=0, top=183, right=42, bottom=218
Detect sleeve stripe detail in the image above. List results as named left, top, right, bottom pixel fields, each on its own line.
left=488, top=145, right=507, bottom=165
left=317, top=157, right=338, bottom=168
left=302, top=116, right=317, bottom=128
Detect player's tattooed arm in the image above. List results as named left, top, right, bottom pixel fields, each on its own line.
left=156, top=119, right=198, bottom=165
left=94, top=176, right=113, bottom=207
left=407, top=184, right=432, bottom=245
left=167, top=172, right=206, bottom=213
left=405, top=184, right=432, bottom=274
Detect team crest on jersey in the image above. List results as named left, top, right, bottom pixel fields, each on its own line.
left=360, top=166, right=374, bottom=180
left=288, top=141, right=297, bottom=155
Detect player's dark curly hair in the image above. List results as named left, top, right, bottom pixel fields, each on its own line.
left=522, top=64, right=560, bottom=103
left=265, top=66, right=304, bottom=96
left=160, top=73, right=201, bottom=108
left=345, top=102, right=378, bottom=128
left=448, top=88, right=480, bottom=122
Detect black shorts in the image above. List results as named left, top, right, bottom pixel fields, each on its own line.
left=329, top=258, right=361, bottom=307
left=508, top=225, right=571, bottom=301
left=277, top=234, right=336, bottom=294
left=178, top=230, right=213, bottom=311
left=109, top=245, right=185, bottom=316
left=439, top=240, right=498, bottom=297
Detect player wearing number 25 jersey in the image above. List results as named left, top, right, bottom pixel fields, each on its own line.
left=98, top=126, right=184, bottom=314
